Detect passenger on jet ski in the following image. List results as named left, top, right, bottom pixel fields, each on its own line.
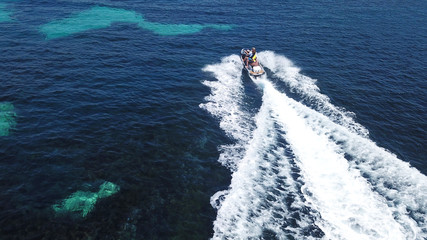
left=242, top=47, right=259, bottom=68
left=241, top=49, right=250, bottom=68
left=248, top=47, right=259, bottom=67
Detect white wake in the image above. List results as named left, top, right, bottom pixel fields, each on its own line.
left=200, top=53, right=427, bottom=240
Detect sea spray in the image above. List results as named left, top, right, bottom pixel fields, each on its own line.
left=263, top=51, right=427, bottom=238
left=200, top=55, right=253, bottom=170
left=284, top=95, right=427, bottom=238
left=260, top=78, right=411, bottom=239
left=201, top=58, right=322, bottom=238
left=210, top=97, right=322, bottom=239
left=202, top=53, right=426, bottom=239
left=258, top=51, right=369, bottom=137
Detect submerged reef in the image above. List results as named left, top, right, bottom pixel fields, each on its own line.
left=0, top=102, right=16, bottom=136
left=40, top=6, right=233, bottom=39
left=52, top=181, right=120, bottom=217
left=0, top=3, right=12, bottom=22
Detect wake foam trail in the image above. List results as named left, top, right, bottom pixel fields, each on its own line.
left=257, top=78, right=420, bottom=239
left=259, top=51, right=369, bottom=137
left=201, top=57, right=322, bottom=239
left=210, top=94, right=323, bottom=239
left=258, top=51, right=427, bottom=238
left=284, top=94, right=427, bottom=239
left=199, top=55, right=254, bottom=170
left=201, top=53, right=426, bottom=240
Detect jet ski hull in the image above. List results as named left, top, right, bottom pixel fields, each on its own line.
left=240, top=53, right=265, bottom=77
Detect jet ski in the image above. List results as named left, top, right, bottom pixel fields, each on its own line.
left=240, top=48, right=265, bottom=77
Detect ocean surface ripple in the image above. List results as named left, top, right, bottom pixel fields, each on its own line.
left=0, top=0, right=426, bottom=239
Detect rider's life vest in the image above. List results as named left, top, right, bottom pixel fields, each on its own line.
left=249, top=53, right=257, bottom=62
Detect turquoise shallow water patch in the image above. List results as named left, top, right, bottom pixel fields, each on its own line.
left=40, top=6, right=142, bottom=40
left=40, top=6, right=232, bottom=39
left=0, top=102, right=16, bottom=136
left=138, top=22, right=232, bottom=36
left=52, top=181, right=120, bottom=217
left=0, top=3, right=12, bottom=22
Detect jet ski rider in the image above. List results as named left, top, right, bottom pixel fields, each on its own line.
left=242, top=47, right=259, bottom=69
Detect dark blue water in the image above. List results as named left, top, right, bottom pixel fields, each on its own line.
left=0, top=1, right=426, bottom=239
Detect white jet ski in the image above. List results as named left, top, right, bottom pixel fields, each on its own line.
left=240, top=48, right=265, bottom=78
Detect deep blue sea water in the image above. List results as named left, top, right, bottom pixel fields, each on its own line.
left=0, top=0, right=426, bottom=239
